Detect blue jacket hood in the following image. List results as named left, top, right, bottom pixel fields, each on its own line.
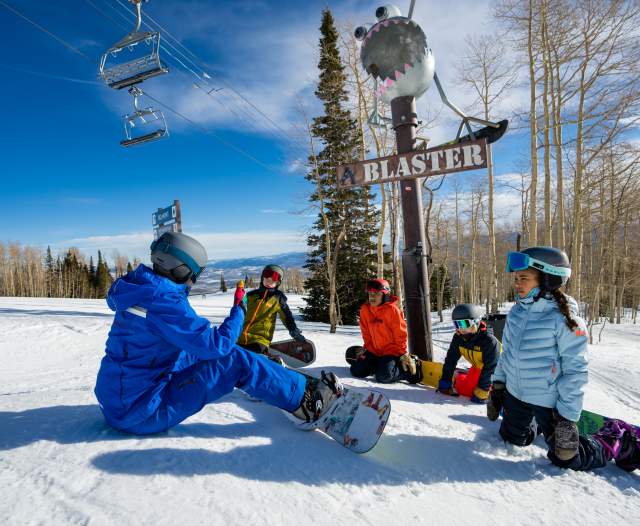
left=106, top=264, right=187, bottom=312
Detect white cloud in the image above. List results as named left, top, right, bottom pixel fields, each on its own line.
left=56, top=229, right=307, bottom=262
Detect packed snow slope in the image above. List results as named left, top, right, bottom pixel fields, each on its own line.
left=0, top=295, right=638, bottom=526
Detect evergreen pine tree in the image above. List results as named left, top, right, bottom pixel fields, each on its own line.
left=45, top=246, right=54, bottom=298
left=95, top=251, right=112, bottom=298
left=302, top=8, right=378, bottom=327
left=219, top=272, right=227, bottom=293
left=127, top=261, right=133, bottom=273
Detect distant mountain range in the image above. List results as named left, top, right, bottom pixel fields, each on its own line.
left=190, top=251, right=308, bottom=294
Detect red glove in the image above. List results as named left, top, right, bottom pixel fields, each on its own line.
left=234, top=280, right=247, bottom=311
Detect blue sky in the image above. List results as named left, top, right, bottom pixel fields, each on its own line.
left=1, top=0, right=526, bottom=262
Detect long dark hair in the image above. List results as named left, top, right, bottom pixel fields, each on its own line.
left=550, top=288, right=579, bottom=330
left=531, top=269, right=578, bottom=330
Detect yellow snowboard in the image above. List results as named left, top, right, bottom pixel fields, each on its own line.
left=420, top=360, right=443, bottom=388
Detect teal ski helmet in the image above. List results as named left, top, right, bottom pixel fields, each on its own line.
left=506, top=246, right=571, bottom=291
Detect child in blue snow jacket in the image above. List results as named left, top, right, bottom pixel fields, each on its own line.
left=487, top=246, right=639, bottom=472
left=94, top=232, right=340, bottom=434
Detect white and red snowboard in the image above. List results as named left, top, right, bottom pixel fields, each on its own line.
left=287, top=371, right=391, bottom=454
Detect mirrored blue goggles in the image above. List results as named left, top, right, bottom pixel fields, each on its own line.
left=453, top=319, right=475, bottom=330
left=505, top=251, right=571, bottom=278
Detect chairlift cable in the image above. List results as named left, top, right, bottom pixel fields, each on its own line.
left=91, top=0, right=300, bottom=157
left=0, top=2, right=287, bottom=170
left=0, top=0, right=93, bottom=62
left=141, top=89, right=281, bottom=173
left=110, top=0, right=310, bottom=155
left=0, top=62, right=101, bottom=85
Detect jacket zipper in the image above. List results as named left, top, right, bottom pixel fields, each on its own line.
left=241, top=289, right=268, bottom=345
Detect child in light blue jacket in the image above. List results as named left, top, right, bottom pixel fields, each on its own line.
left=487, top=246, right=638, bottom=472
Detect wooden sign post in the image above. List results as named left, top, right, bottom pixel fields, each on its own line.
left=336, top=100, right=488, bottom=361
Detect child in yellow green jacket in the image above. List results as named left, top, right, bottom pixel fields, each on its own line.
left=238, top=264, right=305, bottom=356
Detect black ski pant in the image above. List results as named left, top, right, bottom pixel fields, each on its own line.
left=350, top=351, right=410, bottom=384
left=499, top=390, right=608, bottom=471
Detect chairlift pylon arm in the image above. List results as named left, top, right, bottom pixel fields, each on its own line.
left=130, top=0, right=146, bottom=33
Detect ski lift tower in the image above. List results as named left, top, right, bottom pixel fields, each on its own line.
left=340, top=2, right=508, bottom=361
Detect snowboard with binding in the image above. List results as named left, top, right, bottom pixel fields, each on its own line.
left=577, top=409, right=640, bottom=438
left=289, top=371, right=391, bottom=454
left=269, top=339, right=316, bottom=368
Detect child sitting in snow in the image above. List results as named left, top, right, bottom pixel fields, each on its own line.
left=237, top=264, right=306, bottom=358
left=437, top=303, right=500, bottom=404
left=346, top=278, right=421, bottom=384
left=94, top=232, right=340, bottom=433
left=487, top=246, right=639, bottom=472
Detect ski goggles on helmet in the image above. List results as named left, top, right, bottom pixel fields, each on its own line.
left=453, top=319, right=476, bottom=330
left=262, top=269, right=281, bottom=281
left=505, top=251, right=572, bottom=278
left=366, top=279, right=390, bottom=294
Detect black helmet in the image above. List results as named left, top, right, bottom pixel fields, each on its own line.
left=261, top=264, right=284, bottom=286
left=452, top=304, right=483, bottom=321
left=506, top=246, right=571, bottom=291
left=150, top=232, right=207, bottom=284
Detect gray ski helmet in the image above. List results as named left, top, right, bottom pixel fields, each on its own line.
left=521, top=246, right=571, bottom=291
left=150, top=231, right=207, bottom=284
left=452, top=303, right=483, bottom=322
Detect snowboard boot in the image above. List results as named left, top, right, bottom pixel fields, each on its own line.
left=399, top=354, right=423, bottom=384
left=345, top=346, right=365, bottom=365
left=593, top=419, right=640, bottom=472
left=291, top=371, right=344, bottom=427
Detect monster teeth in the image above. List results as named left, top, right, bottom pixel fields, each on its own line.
left=395, top=70, right=403, bottom=80
left=404, top=63, right=413, bottom=71
left=382, top=20, right=390, bottom=27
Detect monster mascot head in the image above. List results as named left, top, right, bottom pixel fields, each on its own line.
left=355, top=4, right=508, bottom=145
left=356, top=5, right=434, bottom=103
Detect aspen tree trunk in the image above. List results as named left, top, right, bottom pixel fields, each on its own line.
left=541, top=1, right=553, bottom=245
left=551, top=45, right=565, bottom=250
left=527, top=0, right=539, bottom=246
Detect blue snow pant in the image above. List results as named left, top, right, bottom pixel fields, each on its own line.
left=499, top=390, right=608, bottom=471
left=350, top=350, right=409, bottom=383
left=125, top=345, right=306, bottom=435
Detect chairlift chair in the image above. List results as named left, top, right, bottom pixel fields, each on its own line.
left=120, top=87, right=168, bottom=147
left=99, top=0, right=168, bottom=90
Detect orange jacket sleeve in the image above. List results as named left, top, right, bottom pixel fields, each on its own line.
left=359, top=304, right=374, bottom=351
left=388, top=304, right=408, bottom=355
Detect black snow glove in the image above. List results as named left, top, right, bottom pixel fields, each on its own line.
left=553, top=413, right=579, bottom=461
left=290, top=329, right=306, bottom=343
left=487, top=382, right=506, bottom=421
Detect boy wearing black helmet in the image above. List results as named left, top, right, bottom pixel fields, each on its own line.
left=437, top=303, right=500, bottom=403
left=94, top=233, right=340, bottom=434
left=238, top=264, right=306, bottom=358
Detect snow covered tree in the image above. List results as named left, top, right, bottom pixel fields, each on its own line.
left=302, top=8, right=378, bottom=329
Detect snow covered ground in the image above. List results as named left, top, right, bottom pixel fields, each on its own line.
left=1, top=295, right=638, bottom=526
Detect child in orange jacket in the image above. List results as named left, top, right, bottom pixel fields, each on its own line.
left=346, top=279, right=421, bottom=384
